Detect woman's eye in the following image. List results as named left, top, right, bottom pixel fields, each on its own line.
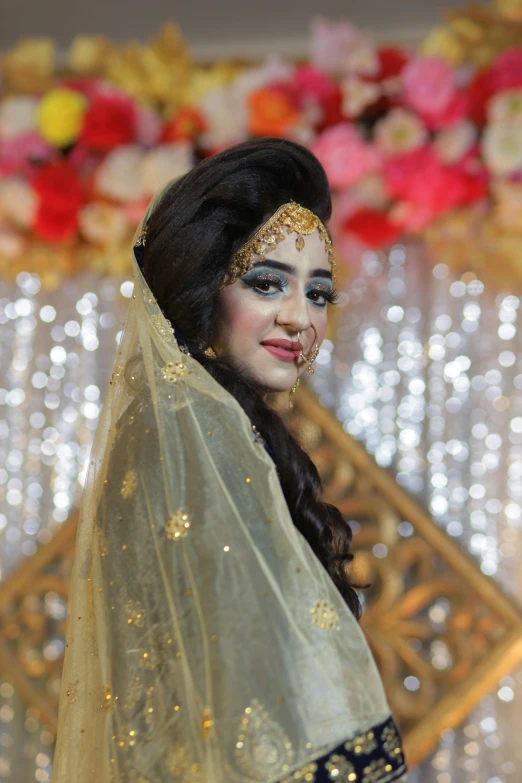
left=254, top=280, right=277, bottom=293
left=307, top=289, right=328, bottom=306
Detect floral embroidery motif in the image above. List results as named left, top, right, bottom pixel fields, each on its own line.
left=144, top=688, right=155, bottom=727
left=280, top=761, right=318, bottom=782
left=310, top=600, right=339, bottom=630
left=123, top=675, right=143, bottom=713
left=344, top=729, right=378, bottom=756
left=274, top=717, right=406, bottom=783
left=162, top=361, right=191, bottom=382
left=138, top=646, right=160, bottom=671
left=381, top=725, right=403, bottom=763
left=166, top=745, right=204, bottom=782
left=234, top=698, right=295, bottom=780
left=166, top=510, right=191, bottom=541
left=325, top=754, right=356, bottom=781
left=126, top=599, right=145, bottom=627
left=121, top=469, right=137, bottom=499
left=362, top=758, right=394, bottom=783
left=111, top=363, right=125, bottom=385
left=150, top=312, right=173, bottom=339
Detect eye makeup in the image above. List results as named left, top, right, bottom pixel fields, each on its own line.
left=241, top=266, right=338, bottom=307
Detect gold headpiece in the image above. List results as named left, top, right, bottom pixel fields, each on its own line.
left=224, top=201, right=336, bottom=286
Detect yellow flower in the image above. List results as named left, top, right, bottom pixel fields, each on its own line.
left=37, top=87, right=87, bottom=147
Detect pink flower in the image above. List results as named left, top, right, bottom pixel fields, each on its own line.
left=135, top=106, right=162, bottom=148
left=402, top=56, right=457, bottom=117
left=311, top=123, right=381, bottom=189
left=383, top=146, right=487, bottom=229
left=0, top=132, right=54, bottom=177
left=309, top=17, right=378, bottom=77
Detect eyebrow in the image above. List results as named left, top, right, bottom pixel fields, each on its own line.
left=252, top=259, right=332, bottom=281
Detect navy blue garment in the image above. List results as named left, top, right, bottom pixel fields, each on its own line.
left=277, top=716, right=406, bottom=783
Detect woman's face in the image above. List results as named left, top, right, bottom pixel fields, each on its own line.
left=215, top=230, right=336, bottom=394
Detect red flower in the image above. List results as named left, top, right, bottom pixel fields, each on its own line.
left=290, top=65, right=344, bottom=129
left=32, top=159, right=84, bottom=243
left=490, top=48, right=522, bottom=93
left=163, top=107, right=207, bottom=142
left=80, top=93, right=135, bottom=152
left=343, top=207, right=402, bottom=248
left=376, top=47, right=409, bottom=79
left=467, top=70, right=491, bottom=125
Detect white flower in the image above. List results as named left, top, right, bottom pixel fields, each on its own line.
left=199, top=86, right=248, bottom=150
left=140, top=143, right=193, bottom=196
left=341, top=76, right=380, bottom=116
left=374, top=108, right=427, bottom=156
left=199, top=56, right=294, bottom=150
left=79, top=203, right=129, bottom=245
left=0, top=96, right=39, bottom=139
left=435, top=120, right=477, bottom=164
left=95, top=146, right=146, bottom=203
left=482, top=123, right=522, bottom=176
left=0, top=178, right=36, bottom=228
left=488, top=89, right=522, bottom=125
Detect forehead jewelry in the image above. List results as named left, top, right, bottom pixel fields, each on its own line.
left=223, top=201, right=336, bottom=287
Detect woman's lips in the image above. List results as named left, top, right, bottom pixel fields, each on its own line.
left=262, top=345, right=299, bottom=363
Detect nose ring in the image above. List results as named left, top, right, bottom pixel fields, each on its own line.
left=300, top=324, right=319, bottom=374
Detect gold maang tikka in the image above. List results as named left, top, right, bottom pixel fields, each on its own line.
left=222, top=202, right=336, bottom=287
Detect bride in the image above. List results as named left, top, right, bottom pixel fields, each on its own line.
left=51, top=138, right=407, bottom=783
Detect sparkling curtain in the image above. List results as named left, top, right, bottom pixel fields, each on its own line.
left=311, top=242, right=522, bottom=782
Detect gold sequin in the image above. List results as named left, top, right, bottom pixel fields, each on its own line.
left=162, top=361, right=191, bottom=382
left=121, top=469, right=137, bottom=499
left=166, top=510, right=191, bottom=541
left=344, top=730, right=378, bottom=756
left=66, top=680, right=78, bottom=704
left=126, top=599, right=145, bottom=627
left=201, top=707, right=213, bottom=739
left=325, top=753, right=356, bottom=781
left=310, top=600, right=339, bottom=630
left=234, top=698, right=295, bottom=779
left=102, top=685, right=113, bottom=710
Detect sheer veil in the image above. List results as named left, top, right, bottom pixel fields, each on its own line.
left=51, top=192, right=398, bottom=783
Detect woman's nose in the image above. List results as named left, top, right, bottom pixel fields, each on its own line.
left=276, top=291, right=312, bottom=334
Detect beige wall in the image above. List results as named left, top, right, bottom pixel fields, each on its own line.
left=0, top=0, right=470, bottom=58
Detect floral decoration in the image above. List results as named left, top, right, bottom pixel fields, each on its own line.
left=0, top=10, right=522, bottom=287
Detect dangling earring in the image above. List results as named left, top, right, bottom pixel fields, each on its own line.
left=300, top=323, right=319, bottom=374
left=288, top=377, right=300, bottom=409
left=203, top=345, right=217, bottom=358
left=288, top=330, right=301, bottom=409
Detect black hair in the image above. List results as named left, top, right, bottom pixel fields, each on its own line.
left=141, top=138, right=361, bottom=617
